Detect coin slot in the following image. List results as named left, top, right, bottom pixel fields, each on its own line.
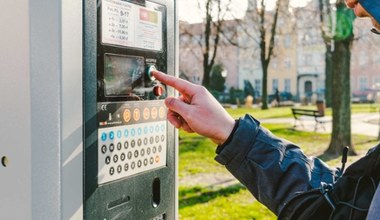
left=152, top=177, right=161, bottom=208
left=107, top=195, right=131, bottom=210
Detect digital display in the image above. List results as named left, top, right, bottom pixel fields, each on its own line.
left=104, top=54, right=144, bottom=96
left=102, top=0, right=164, bottom=51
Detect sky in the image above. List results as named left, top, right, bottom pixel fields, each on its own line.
left=178, top=0, right=311, bottom=23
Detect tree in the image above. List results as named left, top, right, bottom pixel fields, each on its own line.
left=209, top=64, right=226, bottom=92
left=179, top=0, right=239, bottom=89
left=319, top=0, right=356, bottom=155
left=244, top=0, right=288, bottom=110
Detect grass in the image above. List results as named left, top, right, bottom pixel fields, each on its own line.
left=178, top=104, right=379, bottom=220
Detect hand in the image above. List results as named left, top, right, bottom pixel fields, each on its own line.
left=152, top=70, right=235, bottom=145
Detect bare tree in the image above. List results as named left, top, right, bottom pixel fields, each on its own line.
left=244, top=0, right=289, bottom=110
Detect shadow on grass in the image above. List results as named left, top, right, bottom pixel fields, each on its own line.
left=179, top=184, right=245, bottom=209
left=316, top=138, right=379, bottom=162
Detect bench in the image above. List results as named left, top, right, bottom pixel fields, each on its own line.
left=291, top=108, right=326, bottom=131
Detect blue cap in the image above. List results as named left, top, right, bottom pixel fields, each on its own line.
left=360, top=0, right=380, bottom=24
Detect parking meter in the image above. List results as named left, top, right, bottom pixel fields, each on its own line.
left=0, top=0, right=177, bottom=219
left=84, top=0, right=178, bottom=219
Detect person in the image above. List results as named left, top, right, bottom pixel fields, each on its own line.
left=274, top=88, right=280, bottom=107
left=152, top=0, right=380, bottom=219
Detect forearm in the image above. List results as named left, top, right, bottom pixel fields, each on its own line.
left=215, top=114, right=337, bottom=215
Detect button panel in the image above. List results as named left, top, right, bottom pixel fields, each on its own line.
left=98, top=121, right=167, bottom=184
left=97, top=100, right=167, bottom=185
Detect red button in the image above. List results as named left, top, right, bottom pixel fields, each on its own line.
left=153, top=85, right=164, bottom=97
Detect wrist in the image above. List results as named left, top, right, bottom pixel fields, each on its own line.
left=215, top=119, right=239, bottom=147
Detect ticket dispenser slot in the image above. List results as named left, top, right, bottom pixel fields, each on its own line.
left=83, top=0, right=176, bottom=219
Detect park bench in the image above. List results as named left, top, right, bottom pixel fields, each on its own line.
left=291, top=107, right=327, bottom=131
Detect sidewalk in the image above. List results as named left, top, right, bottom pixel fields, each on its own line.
left=260, top=112, right=380, bottom=137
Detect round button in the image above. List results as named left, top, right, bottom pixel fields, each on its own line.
left=144, top=138, right=148, bottom=145
left=101, top=145, right=107, bottom=154
left=151, top=107, right=158, bottom=119
left=123, top=109, right=131, bottom=123
left=134, top=150, right=139, bottom=158
left=137, top=160, right=142, bottom=168
left=131, top=162, right=136, bottom=170
left=124, top=129, right=129, bottom=137
left=144, top=159, right=148, bottom=166
left=109, top=167, right=115, bottom=175
left=143, top=108, right=150, bottom=120
left=153, top=85, right=164, bottom=97
left=133, top=109, right=140, bottom=121
left=109, top=131, right=115, bottom=140
left=121, top=153, right=126, bottom=161
left=131, top=140, right=136, bottom=148
left=101, top=132, right=107, bottom=141
left=137, top=139, right=142, bottom=146
left=140, top=149, right=145, bottom=156
left=117, top=165, right=122, bottom=173
left=159, top=107, right=165, bottom=119
left=117, top=130, right=122, bottom=139
left=161, top=135, right=165, bottom=142
left=109, top=143, right=115, bottom=152
left=117, top=142, right=122, bottom=150
left=124, top=141, right=129, bottom=149
left=147, top=147, right=151, bottom=155
left=105, top=156, right=111, bottom=165
left=113, top=154, right=118, bottom=163
left=127, top=152, right=132, bottom=159
left=146, top=65, right=157, bottom=81
left=158, top=145, right=162, bottom=152
left=124, top=163, right=129, bottom=171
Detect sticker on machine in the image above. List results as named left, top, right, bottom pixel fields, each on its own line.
left=102, top=0, right=163, bottom=51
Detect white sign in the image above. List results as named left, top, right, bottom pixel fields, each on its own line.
left=102, top=0, right=163, bottom=51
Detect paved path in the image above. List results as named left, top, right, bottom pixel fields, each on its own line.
left=260, top=112, right=380, bottom=137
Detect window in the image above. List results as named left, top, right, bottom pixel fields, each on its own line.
left=254, top=79, right=261, bottom=96
left=284, top=34, right=292, bottom=48
left=359, top=76, right=368, bottom=90
left=272, top=79, right=279, bottom=92
left=284, top=79, right=291, bottom=92
left=284, top=58, right=291, bottom=69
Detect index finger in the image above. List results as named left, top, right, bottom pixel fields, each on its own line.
left=152, top=70, right=198, bottom=97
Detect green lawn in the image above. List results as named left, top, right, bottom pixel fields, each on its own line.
left=178, top=104, right=379, bottom=220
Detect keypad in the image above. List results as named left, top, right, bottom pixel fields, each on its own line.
left=98, top=120, right=167, bottom=184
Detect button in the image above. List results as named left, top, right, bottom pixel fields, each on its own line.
left=109, top=143, right=115, bottom=152
left=127, top=152, right=132, bottom=159
left=109, top=131, right=115, bottom=140
left=155, top=155, right=160, bottom=163
left=161, top=135, right=165, bottom=142
left=137, top=160, right=142, bottom=168
left=140, top=149, right=145, bottom=156
left=158, top=145, right=162, bottom=152
left=153, top=146, right=157, bottom=153
left=150, top=157, right=154, bottom=164
left=143, top=108, right=150, bottom=120
left=155, top=135, right=159, bottom=143
left=117, top=130, right=122, bottom=139
left=124, top=129, right=129, bottom=137
left=150, top=137, right=154, bottom=144
left=133, top=109, right=140, bottom=121
left=113, top=154, right=118, bottom=163
left=124, top=163, right=129, bottom=171
left=121, top=153, right=126, bottom=161
left=105, top=156, right=111, bottom=165
left=123, top=109, right=131, bottom=123
left=153, top=85, right=165, bottom=97
left=146, top=65, right=157, bottom=81
left=144, top=127, right=148, bottom=134
left=131, top=162, right=136, bottom=170
left=124, top=141, right=129, bottom=149
left=117, top=142, right=122, bottom=150
left=159, top=107, right=165, bottom=119
left=151, top=107, right=158, bottom=119
left=147, top=147, right=151, bottom=155
left=109, top=167, right=115, bottom=175
left=137, top=138, right=142, bottom=146
left=117, top=165, right=122, bottom=173
left=134, top=150, right=139, bottom=158
left=131, top=140, right=136, bottom=148
left=144, top=158, right=148, bottom=166
left=101, top=132, right=107, bottom=141
left=144, top=138, right=148, bottom=145
left=131, top=128, right=136, bottom=136
left=137, top=128, right=142, bottom=135
left=101, top=145, right=107, bottom=154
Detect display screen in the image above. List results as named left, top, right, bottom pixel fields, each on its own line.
left=104, top=54, right=145, bottom=96
left=102, top=0, right=164, bottom=51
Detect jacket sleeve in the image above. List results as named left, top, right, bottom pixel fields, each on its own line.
left=215, top=114, right=337, bottom=216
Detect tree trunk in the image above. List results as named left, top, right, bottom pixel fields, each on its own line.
left=261, top=65, right=269, bottom=109
left=325, top=47, right=333, bottom=108
left=326, top=39, right=356, bottom=155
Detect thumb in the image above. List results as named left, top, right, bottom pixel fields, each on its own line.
left=165, top=97, right=190, bottom=117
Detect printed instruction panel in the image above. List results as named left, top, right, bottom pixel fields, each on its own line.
left=102, top=0, right=163, bottom=51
